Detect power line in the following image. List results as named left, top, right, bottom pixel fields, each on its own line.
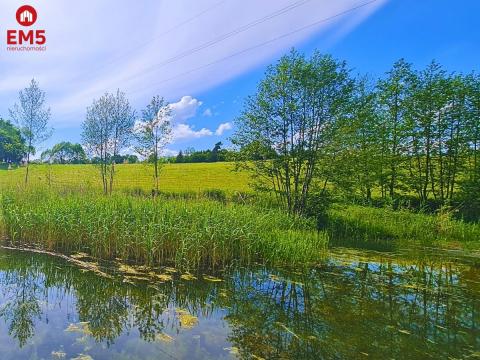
left=131, top=0, right=379, bottom=94
left=119, top=0, right=314, bottom=85
left=72, top=0, right=227, bottom=82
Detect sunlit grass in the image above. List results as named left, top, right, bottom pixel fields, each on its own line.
left=0, top=162, right=251, bottom=194
left=327, top=204, right=480, bottom=250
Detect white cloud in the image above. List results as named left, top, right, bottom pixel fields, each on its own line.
left=0, top=1, right=385, bottom=128
left=215, top=122, right=233, bottom=136
left=202, top=108, right=213, bottom=117
left=168, top=96, right=203, bottom=124
left=173, top=123, right=213, bottom=141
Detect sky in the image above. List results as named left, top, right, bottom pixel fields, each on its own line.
left=0, top=0, right=479, bottom=156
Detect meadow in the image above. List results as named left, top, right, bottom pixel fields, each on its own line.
left=0, top=162, right=251, bottom=193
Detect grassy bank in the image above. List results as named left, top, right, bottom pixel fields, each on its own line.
left=0, top=188, right=327, bottom=270
left=327, top=204, right=480, bottom=251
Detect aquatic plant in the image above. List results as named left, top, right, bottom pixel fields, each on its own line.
left=0, top=187, right=328, bottom=269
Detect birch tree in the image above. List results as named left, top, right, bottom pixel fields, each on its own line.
left=135, top=96, right=172, bottom=195
left=82, top=90, right=135, bottom=194
left=9, top=79, right=52, bottom=184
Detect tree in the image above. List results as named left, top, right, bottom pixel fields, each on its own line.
left=210, top=142, right=222, bottom=162
left=82, top=90, right=135, bottom=194
left=334, top=77, right=382, bottom=202
left=377, top=59, right=415, bottom=198
left=9, top=79, right=52, bottom=183
left=41, top=142, right=87, bottom=164
left=135, top=96, right=172, bottom=194
left=176, top=150, right=184, bottom=163
left=404, top=62, right=449, bottom=204
left=233, top=50, right=353, bottom=215
left=0, top=119, right=26, bottom=164
left=432, top=75, right=469, bottom=204
left=459, top=74, right=480, bottom=218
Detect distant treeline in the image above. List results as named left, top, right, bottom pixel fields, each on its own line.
left=174, top=142, right=234, bottom=163
left=0, top=129, right=235, bottom=165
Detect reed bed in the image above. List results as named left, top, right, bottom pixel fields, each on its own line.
left=0, top=188, right=328, bottom=269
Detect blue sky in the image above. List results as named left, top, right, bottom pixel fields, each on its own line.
left=0, top=0, right=479, bottom=156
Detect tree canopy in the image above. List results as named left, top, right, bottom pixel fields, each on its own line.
left=233, top=50, right=480, bottom=218
left=41, top=142, right=87, bottom=164
left=0, top=119, right=26, bottom=163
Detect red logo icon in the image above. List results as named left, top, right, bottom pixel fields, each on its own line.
left=7, top=4, right=46, bottom=50
left=16, top=5, right=37, bottom=27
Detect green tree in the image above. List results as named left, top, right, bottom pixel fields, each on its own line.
left=135, top=95, right=172, bottom=195
left=82, top=90, right=135, bottom=194
left=460, top=74, right=480, bottom=217
left=377, top=59, right=415, bottom=198
left=233, top=49, right=353, bottom=214
left=41, top=142, right=87, bottom=164
left=404, top=62, right=447, bottom=204
left=432, top=75, right=469, bottom=204
left=176, top=150, right=184, bottom=163
left=335, top=77, right=382, bottom=202
left=9, top=79, right=52, bottom=183
left=0, top=119, right=26, bottom=164
left=210, top=141, right=222, bottom=162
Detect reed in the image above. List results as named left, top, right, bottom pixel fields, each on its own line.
left=0, top=187, right=328, bottom=270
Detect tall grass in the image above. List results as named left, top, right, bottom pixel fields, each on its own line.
left=327, top=204, right=480, bottom=250
left=0, top=187, right=328, bottom=269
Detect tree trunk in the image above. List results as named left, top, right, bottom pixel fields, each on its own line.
left=109, top=160, right=115, bottom=195
left=154, top=137, right=159, bottom=196
left=24, top=151, right=30, bottom=185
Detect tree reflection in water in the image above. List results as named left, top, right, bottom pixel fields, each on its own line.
left=0, top=249, right=478, bottom=359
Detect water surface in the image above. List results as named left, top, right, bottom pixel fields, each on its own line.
left=0, top=246, right=478, bottom=359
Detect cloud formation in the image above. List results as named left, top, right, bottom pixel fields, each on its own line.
left=169, top=96, right=203, bottom=124
left=202, top=108, right=213, bottom=117
left=215, top=122, right=232, bottom=136
left=0, top=0, right=386, bottom=129
left=173, top=123, right=213, bottom=141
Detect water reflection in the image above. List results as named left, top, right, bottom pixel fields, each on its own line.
left=0, top=248, right=478, bottom=359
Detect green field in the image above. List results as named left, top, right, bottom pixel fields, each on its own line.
left=0, top=162, right=251, bottom=193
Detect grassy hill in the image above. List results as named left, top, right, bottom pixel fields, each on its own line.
left=0, top=162, right=251, bottom=194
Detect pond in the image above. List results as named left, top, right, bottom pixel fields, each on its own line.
left=0, top=246, right=478, bottom=359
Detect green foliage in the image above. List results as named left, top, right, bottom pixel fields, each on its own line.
left=82, top=89, right=135, bottom=194
left=233, top=49, right=354, bottom=215
left=327, top=204, right=480, bottom=249
left=41, top=142, right=87, bottom=164
left=135, top=95, right=172, bottom=193
left=233, top=50, right=480, bottom=219
left=174, top=143, right=234, bottom=163
left=0, top=119, right=26, bottom=163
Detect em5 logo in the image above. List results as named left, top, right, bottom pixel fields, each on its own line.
left=7, top=4, right=46, bottom=51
